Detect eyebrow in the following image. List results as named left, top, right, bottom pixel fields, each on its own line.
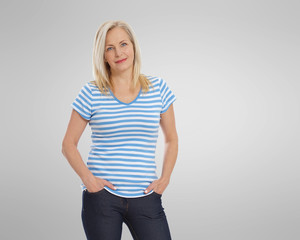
left=106, top=40, right=127, bottom=47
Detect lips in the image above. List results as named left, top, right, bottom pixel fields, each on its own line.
left=115, top=58, right=127, bottom=64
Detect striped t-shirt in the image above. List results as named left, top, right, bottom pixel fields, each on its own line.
left=71, top=76, right=176, bottom=198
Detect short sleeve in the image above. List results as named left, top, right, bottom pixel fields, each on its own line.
left=70, top=83, right=93, bottom=120
left=159, top=78, right=176, bottom=114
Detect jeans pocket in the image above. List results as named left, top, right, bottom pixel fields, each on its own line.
left=85, top=188, right=105, bottom=195
left=82, top=188, right=106, bottom=213
left=153, top=191, right=162, bottom=197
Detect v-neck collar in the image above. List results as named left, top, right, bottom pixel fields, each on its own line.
left=108, top=87, right=142, bottom=105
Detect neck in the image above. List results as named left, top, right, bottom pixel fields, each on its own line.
left=110, top=69, right=134, bottom=89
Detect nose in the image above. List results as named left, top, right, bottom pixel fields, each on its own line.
left=115, top=47, right=121, bottom=57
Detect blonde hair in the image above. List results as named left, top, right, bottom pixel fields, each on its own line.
left=91, top=20, right=153, bottom=95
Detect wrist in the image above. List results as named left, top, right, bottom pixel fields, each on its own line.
left=159, top=176, right=170, bottom=184
left=81, top=172, right=95, bottom=184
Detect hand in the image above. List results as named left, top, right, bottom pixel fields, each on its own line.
left=144, top=177, right=170, bottom=195
left=83, top=175, right=117, bottom=193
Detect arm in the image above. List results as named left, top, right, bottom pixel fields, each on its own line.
left=61, top=109, right=116, bottom=192
left=144, top=104, right=178, bottom=194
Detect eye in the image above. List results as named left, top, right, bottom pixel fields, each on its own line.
left=121, top=42, right=127, bottom=47
left=106, top=47, right=113, bottom=51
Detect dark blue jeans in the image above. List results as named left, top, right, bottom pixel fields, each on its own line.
left=81, top=189, right=172, bottom=240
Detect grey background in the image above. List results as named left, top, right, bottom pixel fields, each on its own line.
left=1, top=0, right=299, bottom=239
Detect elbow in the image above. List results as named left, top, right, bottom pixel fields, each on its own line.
left=61, top=139, right=76, bottom=156
left=61, top=141, right=67, bottom=156
left=165, top=133, right=178, bottom=145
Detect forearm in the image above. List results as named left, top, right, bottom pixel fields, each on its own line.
left=160, top=138, right=178, bottom=181
left=61, top=143, right=94, bottom=183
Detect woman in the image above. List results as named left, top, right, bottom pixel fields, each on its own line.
left=62, top=20, right=178, bottom=240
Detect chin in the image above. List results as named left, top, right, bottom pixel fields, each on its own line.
left=116, top=64, right=133, bottom=72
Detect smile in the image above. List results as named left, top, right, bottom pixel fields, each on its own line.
left=115, top=58, right=127, bottom=64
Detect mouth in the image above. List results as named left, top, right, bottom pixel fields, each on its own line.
left=115, top=58, right=127, bottom=64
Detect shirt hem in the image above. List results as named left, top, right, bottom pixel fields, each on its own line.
left=81, top=186, right=155, bottom=198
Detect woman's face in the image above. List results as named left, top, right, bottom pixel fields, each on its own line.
left=104, top=27, right=135, bottom=75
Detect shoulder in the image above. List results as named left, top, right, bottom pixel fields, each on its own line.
left=78, top=81, right=94, bottom=90
left=86, top=80, right=110, bottom=96
left=87, top=80, right=96, bottom=89
left=144, top=75, right=163, bottom=86
left=83, top=81, right=99, bottom=95
left=74, top=81, right=97, bottom=100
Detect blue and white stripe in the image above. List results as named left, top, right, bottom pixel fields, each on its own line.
left=71, top=76, right=176, bottom=198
